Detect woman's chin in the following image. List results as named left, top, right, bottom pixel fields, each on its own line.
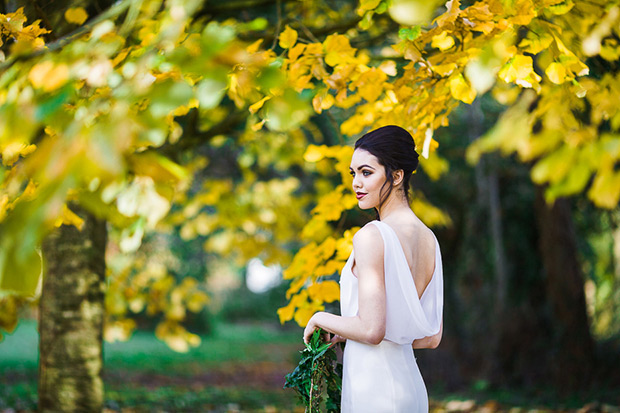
left=357, top=200, right=375, bottom=210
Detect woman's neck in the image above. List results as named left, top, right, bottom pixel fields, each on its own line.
left=376, top=192, right=411, bottom=221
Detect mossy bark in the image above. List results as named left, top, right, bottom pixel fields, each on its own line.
left=39, top=205, right=107, bottom=413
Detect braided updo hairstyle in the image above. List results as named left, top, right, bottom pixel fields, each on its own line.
left=354, top=125, right=420, bottom=208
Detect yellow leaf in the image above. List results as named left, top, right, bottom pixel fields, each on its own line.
left=389, top=0, right=440, bottom=26
left=358, top=0, right=382, bottom=13
left=307, top=281, right=340, bottom=303
left=546, top=0, right=574, bottom=15
left=449, top=74, right=476, bottom=104
left=323, top=34, right=356, bottom=67
left=279, top=25, right=298, bottom=49
left=187, top=291, right=209, bottom=312
left=312, top=91, right=335, bottom=113
left=0, top=295, right=19, bottom=334
left=294, top=306, right=316, bottom=327
left=499, top=55, right=532, bottom=82
left=303, top=145, right=326, bottom=163
left=54, top=205, right=85, bottom=230
left=545, top=62, right=566, bottom=84
left=434, top=0, right=461, bottom=27
left=104, top=319, right=136, bottom=343
left=356, top=68, right=387, bottom=102
left=431, top=32, right=455, bottom=51
left=433, top=63, right=457, bottom=77
left=28, top=61, right=69, bottom=91
left=65, top=7, right=88, bottom=25
left=1, top=142, right=36, bottom=166
left=379, top=60, right=397, bottom=76
left=251, top=118, right=266, bottom=131
left=246, top=39, right=263, bottom=54
left=588, top=169, right=620, bottom=209
left=277, top=302, right=296, bottom=324
left=304, top=43, right=323, bottom=56
left=249, top=96, right=270, bottom=114
left=531, top=146, right=574, bottom=184
left=410, top=192, right=452, bottom=227
left=519, top=31, right=553, bottom=54
left=288, top=43, right=306, bottom=61
left=498, top=54, right=541, bottom=88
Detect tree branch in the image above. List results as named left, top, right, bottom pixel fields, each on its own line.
left=160, top=108, right=249, bottom=160
left=270, top=0, right=282, bottom=50
left=239, top=16, right=362, bottom=45
left=194, top=0, right=295, bottom=17
left=0, top=0, right=132, bottom=71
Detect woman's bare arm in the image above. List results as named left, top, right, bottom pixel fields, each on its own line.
left=304, top=224, right=386, bottom=345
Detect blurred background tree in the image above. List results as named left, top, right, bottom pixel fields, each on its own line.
left=0, top=0, right=619, bottom=411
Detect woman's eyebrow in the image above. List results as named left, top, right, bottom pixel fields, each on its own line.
left=350, top=164, right=375, bottom=171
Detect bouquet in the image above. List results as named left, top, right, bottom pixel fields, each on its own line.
left=284, top=329, right=342, bottom=412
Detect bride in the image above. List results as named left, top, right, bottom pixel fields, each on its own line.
left=303, top=125, right=444, bottom=412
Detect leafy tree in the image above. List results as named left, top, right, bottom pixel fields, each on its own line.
left=0, top=0, right=619, bottom=405
left=268, top=0, right=619, bottom=390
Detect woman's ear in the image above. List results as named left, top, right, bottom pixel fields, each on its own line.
left=393, top=169, right=404, bottom=187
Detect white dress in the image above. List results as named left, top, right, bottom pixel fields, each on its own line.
left=339, top=220, right=443, bottom=413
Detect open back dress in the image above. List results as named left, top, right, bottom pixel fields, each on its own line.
left=339, top=220, right=443, bottom=412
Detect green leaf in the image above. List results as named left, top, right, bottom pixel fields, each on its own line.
left=196, top=78, right=227, bottom=109
left=201, top=22, right=236, bottom=57
left=284, top=328, right=341, bottom=411
left=35, top=86, right=72, bottom=122
left=148, top=80, right=193, bottom=118
left=398, top=26, right=421, bottom=41
left=264, top=89, right=312, bottom=132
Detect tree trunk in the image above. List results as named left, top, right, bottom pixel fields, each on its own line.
left=39, top=205, right=107, bottom=413
left=488, top=172, right=507, bottom=313
left=534, top=188, right=594, bottom=390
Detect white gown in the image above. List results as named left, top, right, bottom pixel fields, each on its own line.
left=339, top=220, right=443, bottom=413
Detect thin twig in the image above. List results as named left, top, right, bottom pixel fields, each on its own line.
left=295, top=19, right=321, bottom=44
left=270, top=0, right=282, bottom=50
left=119, top=0, right=143, bottom=37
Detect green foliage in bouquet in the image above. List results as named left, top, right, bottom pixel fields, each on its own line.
left=284, top=329, right=342, bottom=412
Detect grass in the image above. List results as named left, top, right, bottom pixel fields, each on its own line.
left=0, top=319, right=304, bottom=412
left=2, top=320, right=619, bottom=412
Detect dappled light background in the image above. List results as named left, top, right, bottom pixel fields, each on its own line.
left=1, top=0, right=620, bottom=412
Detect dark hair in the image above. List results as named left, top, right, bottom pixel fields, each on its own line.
left=354, top=125, right=419, bottom=207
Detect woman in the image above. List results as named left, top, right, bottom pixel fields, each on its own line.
left=303, top=125, right=443, bottom=412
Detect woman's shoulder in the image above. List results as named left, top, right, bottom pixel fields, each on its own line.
left=352, top=221, right=383, bottom=249
left=352, top=222, right=384, bottom=266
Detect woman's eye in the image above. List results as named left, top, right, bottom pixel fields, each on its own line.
left=349, top=171, right=355, bottom=177
left=362, top=171, right=371, bottom=176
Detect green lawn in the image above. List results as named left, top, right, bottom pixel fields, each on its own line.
left=1, top=320, right=619, bottom=412
left=1, top=319, right=304, bottom=412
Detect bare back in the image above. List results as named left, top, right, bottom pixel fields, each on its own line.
left=381, top=215, right=436, bottom=299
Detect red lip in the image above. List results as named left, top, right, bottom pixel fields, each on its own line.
left=356, top=192, right=367, bottom=200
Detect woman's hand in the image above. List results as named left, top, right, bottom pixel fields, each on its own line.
left=303, top=312, right=323, bottom=344
left=329, top=334, right=346, bottom=346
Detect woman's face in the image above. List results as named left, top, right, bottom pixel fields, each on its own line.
left=349, top=148, right=387, bottom=210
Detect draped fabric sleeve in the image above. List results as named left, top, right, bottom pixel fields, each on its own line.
left=369, top=221, right=443, bottom=345
left=419, top=236, right=443, bottom=336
